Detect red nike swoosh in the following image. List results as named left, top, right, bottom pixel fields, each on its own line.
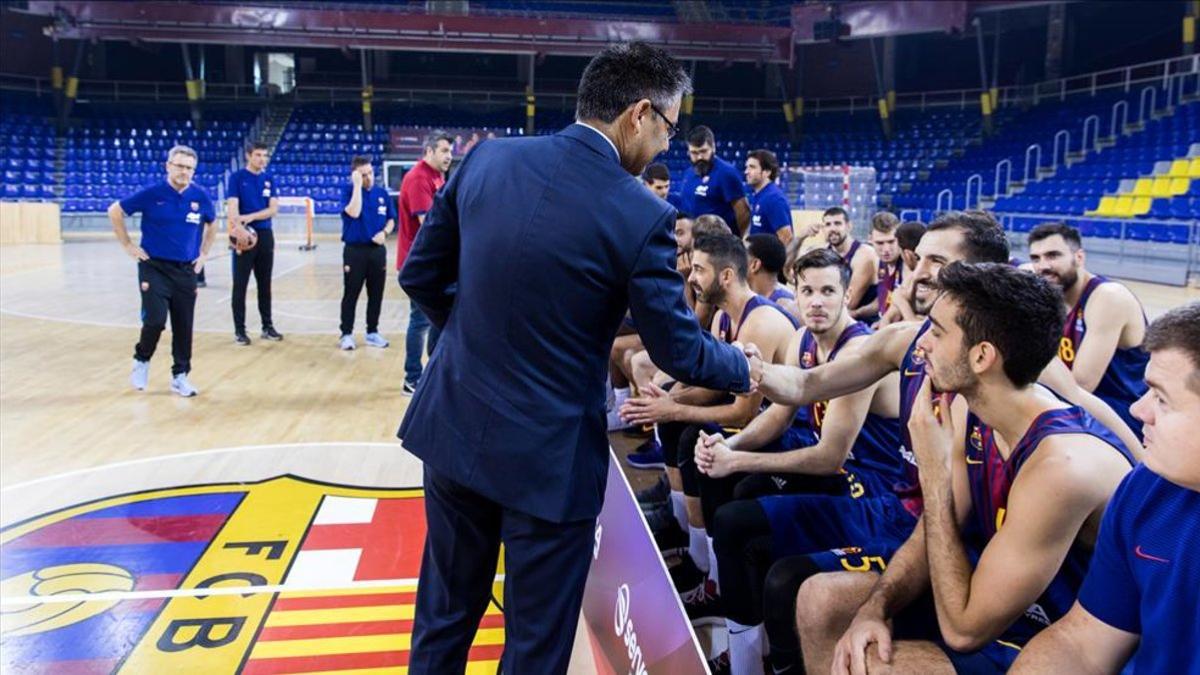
left=1134, top=545, right=1170, bottom=563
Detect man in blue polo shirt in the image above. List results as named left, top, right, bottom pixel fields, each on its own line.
left=227, top=141, right=282, bottom=346
left=680, top=125, right=749, bottom=236
left=745, top=148, right=793, bottom=245
left=1012, top=301, right=1200, bottom=675
left=108, top=144, right=216, bottom=397
left=339, top=155, right=395, bottom=351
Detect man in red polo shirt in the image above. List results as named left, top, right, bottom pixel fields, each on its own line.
left=398, top=130, right=454, bottom=394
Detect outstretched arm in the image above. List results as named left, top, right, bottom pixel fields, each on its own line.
left=754, top=321, right=917, bottom=406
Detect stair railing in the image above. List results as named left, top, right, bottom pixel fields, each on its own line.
left=1109, top=100, right=1128, bottom=138
left=1052, top=130, right=1070, bottom=171
left=965, top=173, right=983, bottom=209
left=936, top=188, right=953, bottom=212
left=1138, top=86, right=1157, bottom=125
left=994, top=159, right=1012, bottom=198
left=1081, top=115, right=1100, bottom=154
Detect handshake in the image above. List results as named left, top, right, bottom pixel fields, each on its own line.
left=735, top=341, right=766, bottom=393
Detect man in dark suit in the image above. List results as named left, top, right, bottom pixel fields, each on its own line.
left=398, top=42, right=752, bottom=673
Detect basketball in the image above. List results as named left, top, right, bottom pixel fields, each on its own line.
left=229, top=225, right=258, bottom=253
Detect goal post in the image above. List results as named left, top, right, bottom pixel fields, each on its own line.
left=273, top=195, right=317, bottom=251
left=785, top=164, right=877, bottom=238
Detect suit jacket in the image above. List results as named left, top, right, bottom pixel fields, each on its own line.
left=398, top=123, right=750, bottom=523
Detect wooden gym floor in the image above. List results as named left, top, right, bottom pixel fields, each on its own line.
left=4, top=238, right=1192, bottom=489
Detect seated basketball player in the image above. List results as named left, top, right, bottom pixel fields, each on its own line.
left=822, top=207, right=880, bottom=324
left=746, top=234, right=800, bottom=322
left=801, top=263, right=1134, bottom=674
left=879, top=220, right=926, bottom=326
left=625, top=213, right=733, bottom=467
left=864, top=212, right=901, bottom=326
left=692, top=248, right=904, bottom=674
left=1027, top=222, right=1149, bottom=439
left=1011, top=302, right=1200, bottom=674
left=620, top=233, right=798, bottom=623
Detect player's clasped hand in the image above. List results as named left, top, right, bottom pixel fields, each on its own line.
left=371, top=230, right=387, bottom=245
left=695, top=430, right=737, bottom=478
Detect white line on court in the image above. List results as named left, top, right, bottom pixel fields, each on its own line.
left=0, top=441, right=406, bottom=492
left=0, top=251, right=364, bottom=333
left=0, top=574, right=506, bottom=606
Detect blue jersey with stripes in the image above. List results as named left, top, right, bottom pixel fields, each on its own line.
left=962, top=404, right=1135, bottom=649
left=799, top=321, right=904, bottom=493
left=894, top=319, right=933, bottom=517
left=717, top=294, right=799, bottom=343
left=1060, top=275, right=1149, bottom=440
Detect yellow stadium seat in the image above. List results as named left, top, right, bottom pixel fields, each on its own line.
left=1130, top=196, right=1151, bottom=216
left=1093, top=195, right=1119, bottom=216
left=1113, top=195, right=1135, bottom=217
left=1132, top=178, right=1153, bottom=196
left=1150, top=177, right=1173, bottom=197
left=1168, top=177, right=1190, bottom=196
left=1169, top=159, right=1189, bottom=177
left=1190, top=158, right=1200, bottom=178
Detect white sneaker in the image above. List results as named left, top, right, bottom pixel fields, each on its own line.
left=130, top=358, right=150, bottom=391
left=170, top=373, right=198, bottom=397
left=339, top=334, right=356, bottom=351
left=364, top=332, right=390, bottom=348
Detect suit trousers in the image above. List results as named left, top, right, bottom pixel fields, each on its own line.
left=409, top=466, right=595, bottom=675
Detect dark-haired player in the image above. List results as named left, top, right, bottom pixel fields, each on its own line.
left=822, top=206, right=880, bottom=324
left=696, top=248, right=903, bottom=672
left=746, top=233, right=799, bottom=321
left=1028, top=222, right=1149, bottom=439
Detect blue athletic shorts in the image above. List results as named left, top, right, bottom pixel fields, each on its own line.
left=893, top=594, right=1023, bottom=673
left=759, top=491, right=918, bottom=564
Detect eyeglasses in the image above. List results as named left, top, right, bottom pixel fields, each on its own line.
left=168, top=162, right=197, bottom=172
left=649, top=103, right=679, bottom=140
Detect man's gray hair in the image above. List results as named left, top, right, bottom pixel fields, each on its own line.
left=167, top=144, right=198, bottom=163
left=424, top=130, right=453, bottom=152
left=576, top=42, right=691, bottom=124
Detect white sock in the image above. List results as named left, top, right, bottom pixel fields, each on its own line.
left=727, top=620, right=766, bottom=675
left=614, top=386, right=630, bottom=409
left=689, top=526, right=710, bottom=573
left=707, top=535, right=720, bottom=591
left=670, top=491, right=688, bottom=531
